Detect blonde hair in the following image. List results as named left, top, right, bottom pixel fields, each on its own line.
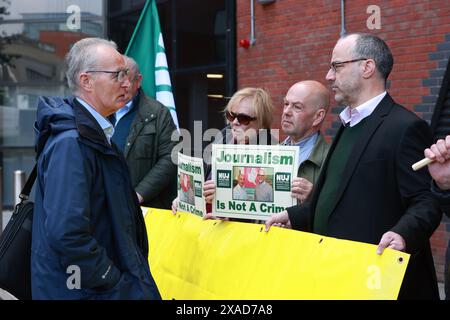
left=224, top=87, right=273, bottom=129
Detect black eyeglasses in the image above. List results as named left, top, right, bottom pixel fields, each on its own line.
left=85, top=69, right=129, bottom=82
left=226, top=110, right=257, bottom=125
left=329, top=58, right=368, bottom=73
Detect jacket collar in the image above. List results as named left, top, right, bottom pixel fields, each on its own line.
left=123, top=89, right=162, bottom=158
left=283, top=132, right=326, bottom=168
left=306, top=133, right=328, bottom=168
left=72, top=97, right=116, bottom=155
left=135, top=88, right=160, bottom=120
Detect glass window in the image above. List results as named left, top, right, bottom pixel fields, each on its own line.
left=0, top=0, right=106, bottom=208
left=108, top=9, right=142, bottom=53
left=175, top=0, right=226, bottom=68
left=108, top=0, right=233, bottom=159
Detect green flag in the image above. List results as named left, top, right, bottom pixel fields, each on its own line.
left=125, top=0, right=179, bottom=129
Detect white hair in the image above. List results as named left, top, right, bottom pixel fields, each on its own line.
left=65, top=38, right=118, bottom=93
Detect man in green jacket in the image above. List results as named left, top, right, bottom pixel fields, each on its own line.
left=112, top=56, right=177, bottom=209
left=280, top=80, right=330, bottom=204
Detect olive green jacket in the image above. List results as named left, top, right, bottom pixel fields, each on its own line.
left=123, top=90, right=178, bottom=209
left=282, top=133, right=329, bottom=202
left=296, top=133, right=330, bottom=186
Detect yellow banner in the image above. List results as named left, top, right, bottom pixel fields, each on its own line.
left=143, top=208, right=409, bottom=300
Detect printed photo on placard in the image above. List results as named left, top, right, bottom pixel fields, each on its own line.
left=212, top=144, right=299, bottom=220
left=232, top=166, right=274, bottom=202
left=177, top=152, right=206, bottom=217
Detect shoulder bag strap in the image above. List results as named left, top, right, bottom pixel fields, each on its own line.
left=19, top=164, right=37, bottom=201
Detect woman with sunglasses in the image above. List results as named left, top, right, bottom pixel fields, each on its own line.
left=172, top=87, right=277, bottom=217
left=220, top=87, right=274, bottom=145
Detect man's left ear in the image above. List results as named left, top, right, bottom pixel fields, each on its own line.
left=136, top=73, right=143, bottom=88
left=79, top=73, right=93, bottom=91
left=313, top=109, right=326, bottom=127
left=362, top=59, right=376, bottom=79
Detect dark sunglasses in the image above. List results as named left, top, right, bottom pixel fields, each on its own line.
left=226, top=111, right=257, bottom=125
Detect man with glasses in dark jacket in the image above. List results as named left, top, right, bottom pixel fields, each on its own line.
left=32, top=38, right=160, bottom=300
left=265, top=33, right=442, bottom=300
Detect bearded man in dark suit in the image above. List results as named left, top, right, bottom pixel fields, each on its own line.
left=265, top=33, right=442, bottom=300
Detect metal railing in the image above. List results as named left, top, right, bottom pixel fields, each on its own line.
left=0, top=170, right=27, bottom=235
left=13, top=170, right=26, bottom=206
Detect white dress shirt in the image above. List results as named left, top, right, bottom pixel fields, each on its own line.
left=339, top=91, right=387, bottom=127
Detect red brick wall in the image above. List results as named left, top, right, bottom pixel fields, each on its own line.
left=237, top=0, right=450, bottom=283
left=39, top=31, right=86, bottom=58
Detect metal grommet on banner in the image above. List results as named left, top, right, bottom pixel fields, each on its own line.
left=398, top=257, right=404, bottom=264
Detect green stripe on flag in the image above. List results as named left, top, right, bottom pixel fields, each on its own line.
left=156, top=85, right=173, bottom=92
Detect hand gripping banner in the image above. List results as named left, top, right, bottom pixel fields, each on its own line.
left=143, top=208, right=409, bottom=299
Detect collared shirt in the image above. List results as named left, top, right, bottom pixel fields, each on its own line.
left=76, top=98, right=115, bottom=143
left=233, top=184, right=248, bottom=200
left=114, top=100, right=133, bottom=126
left=255, top=181, right=273, bottom=202
left=114, top=92, right=140, bottom=126
left=283, top=132, right=319, bottom=166
left=339, top=91, right=387, bottom=127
